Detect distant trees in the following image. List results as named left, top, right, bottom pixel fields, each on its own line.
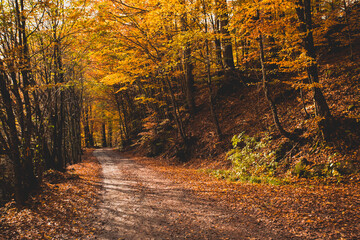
left=86, top=0, right=229, bottom=145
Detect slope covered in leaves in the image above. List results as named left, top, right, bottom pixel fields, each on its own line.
left=0, top=150, right=102, bottom=239
left=148, top=40, right=360, bottom=182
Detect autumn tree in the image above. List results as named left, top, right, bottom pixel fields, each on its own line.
left=71, top=0, right=358, bottom=160
left=0, top=0, right=41, bottom=204
left=295, top=0, right=333, bottom=133
left=0, top=0, right=85, bottom=205
left=229, top=0, right=336, bottom=137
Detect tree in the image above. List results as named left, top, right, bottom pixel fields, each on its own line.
left=0, top=0, right=40, bottom=204
left=216, top=0, right=235, bottom=70
left=296, top=0, right=333, bottom=133
left=0, top=0, right=85, bottom=205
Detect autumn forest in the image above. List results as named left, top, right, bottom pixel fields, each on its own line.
left=1, top=0, right=360, bottom=238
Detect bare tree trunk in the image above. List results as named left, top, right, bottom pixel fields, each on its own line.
left=162, top=77, right=187, bottom=142
left=214, top=14, right=224, bottom=69
left=108, top=121, right=113, bottom=147
left=184, top=47, right=196, bottom=113
left=115, top=92, right=130, bottom=143
left=84, top=104, right=94, bottom=148
left=53, top=38, right=65, bottom=171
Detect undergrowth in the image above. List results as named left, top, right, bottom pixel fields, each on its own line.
left=204, top=132, right=356, bottom=185
left=205, top=132, right=288, bottom=185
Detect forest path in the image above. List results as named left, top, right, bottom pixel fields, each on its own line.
left=93, top=148, right=297, bottom=240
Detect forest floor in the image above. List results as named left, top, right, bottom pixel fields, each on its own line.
left=0, top=149, right=102, bottom=239
left=2, top=148, right=359, bottom=239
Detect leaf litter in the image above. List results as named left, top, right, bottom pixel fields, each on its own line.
left=0, top=149, right=102, bottom=239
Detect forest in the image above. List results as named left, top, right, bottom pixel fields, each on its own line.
left=0, top=0, right=360, bottom=238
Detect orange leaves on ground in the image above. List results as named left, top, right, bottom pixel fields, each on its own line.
left=0, top=150, right=102, bottom=240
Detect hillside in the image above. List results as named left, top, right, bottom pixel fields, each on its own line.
left=135, top=34, right=360, bottom=183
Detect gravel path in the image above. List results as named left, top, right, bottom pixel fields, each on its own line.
left=93, top=148, right=297, bottom=240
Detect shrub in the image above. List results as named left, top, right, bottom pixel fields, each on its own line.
left=207, top=132, right=286, bottom=184
left=227, top=132, right=275, bottom=177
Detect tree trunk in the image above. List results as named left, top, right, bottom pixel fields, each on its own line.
left=258, top=32, right=292, bottom=139
left=203, top=1, right=222, bottom=138
left=214, top=14, right=224, bottom=69
left=0, top=70, right=25, bottom=205
left=162, top=77, right=187, bottom=142
left=216, top=0, right=235, bottom=70
left=108, top=121, right=113, bottom=147
left=52, top=38, right=65, bottom=171
left=84, top=104, right=94, bottom=148
left=184, top=47, right=196, bottom=113
left=115, top=92, right=130, bottom=142
left=296, top=0, right=333, bottom=132
left=102, top=122, right=107, bottom=147
left=180, top=3, right=196, bottom=113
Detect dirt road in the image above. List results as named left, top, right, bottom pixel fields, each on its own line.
left=93, top=148, right=297, bottom=240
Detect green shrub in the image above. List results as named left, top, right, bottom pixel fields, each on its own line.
left=227, top=132, right=275, bottom=177
left=206, top=132, right=286, bottom=185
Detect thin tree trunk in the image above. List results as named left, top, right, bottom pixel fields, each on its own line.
left=53, top=38, right=65, bottom=171
left=203, top=0, right=222, bottom=138
left=162, top=77, right=187, bottom=142
left=214, top=14, right=224, bottom=69
left=118, top=93, right=130, bottom=141
left=184, top=47, right=196, bottom=113
left=258, top=32, right=291, bottom=139
left=114, top=94, right=127, bottom=144
left=108, top=121, right=113, bottom=147
left=102, top=122, right=107, bottom=147
left=180, top=2, right=196, bottom=113
left=17, top=0, right=38, bottom=191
